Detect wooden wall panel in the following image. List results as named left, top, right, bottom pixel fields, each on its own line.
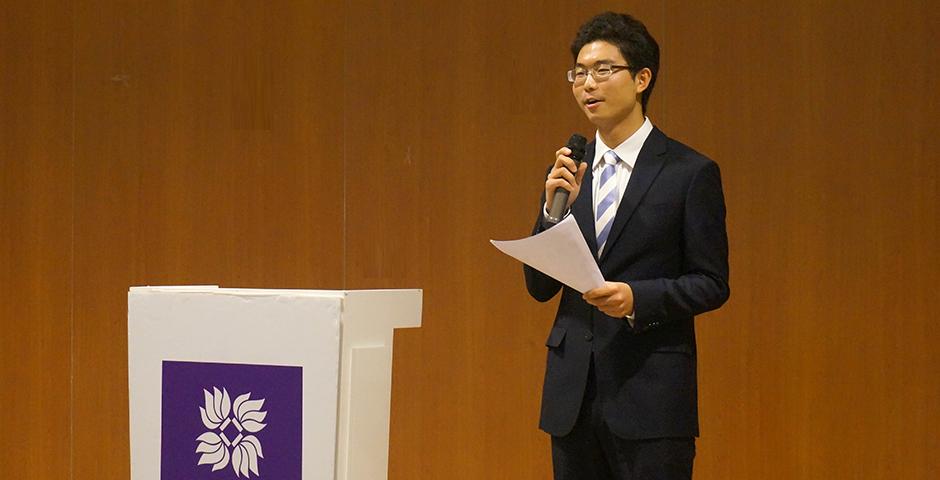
left=69, top=1, right=345, bottom=478
left=0, top=2, right=73, bottom=478
left=658, top=1, right=939, bottom=478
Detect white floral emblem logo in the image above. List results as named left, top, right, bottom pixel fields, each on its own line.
left=195, top=387, right=267, bottom=478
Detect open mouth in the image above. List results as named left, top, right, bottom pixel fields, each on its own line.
left=585, top=98, right=602, bottom=106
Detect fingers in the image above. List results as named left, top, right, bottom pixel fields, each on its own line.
left=584, top=292, right=623, bottom=315
left=545, top=176, right=574, bottom=207
left=586, top=299, right=622, bottom=316
left=583, top=283, right=633, bottom=318
left=583, top=283, right=622, bottom=306
left=546, top=147, right=584, bottom=207
left=576, top=162, right=587, bottom=183
left=583, top=284, right=615, bottom=300
left=548, top=161, right=577, bottom=184
left=554, top=148, right=580, bottom=175
left=587, top=295, right=619, bottom=308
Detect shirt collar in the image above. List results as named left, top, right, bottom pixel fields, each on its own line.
left=592, top=117, right=654, bottom=171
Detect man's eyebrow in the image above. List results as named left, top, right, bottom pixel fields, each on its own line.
left=574, top=60, right=618, bottom=67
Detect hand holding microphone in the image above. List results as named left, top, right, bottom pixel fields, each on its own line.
left=545, top=134, right=588, bottom=224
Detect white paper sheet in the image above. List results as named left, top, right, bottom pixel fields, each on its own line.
left=491, top=215, right=605, bottom=293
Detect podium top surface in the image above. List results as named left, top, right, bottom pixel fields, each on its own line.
left=129, top=286, right=421, bottom=298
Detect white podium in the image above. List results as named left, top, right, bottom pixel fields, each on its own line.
left=128, top=286, right=422, bottom=480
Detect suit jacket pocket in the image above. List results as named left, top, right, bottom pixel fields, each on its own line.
left=545, top=326, right=567, bottom=348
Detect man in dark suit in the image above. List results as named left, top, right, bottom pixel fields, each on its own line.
left=524, top=12, right=730, bottom=479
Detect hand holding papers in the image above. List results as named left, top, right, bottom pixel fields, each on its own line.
left=491, top=215, right=605, bottom=293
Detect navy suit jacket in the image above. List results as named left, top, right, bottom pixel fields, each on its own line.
left=525, top=127, right=730, bottom=440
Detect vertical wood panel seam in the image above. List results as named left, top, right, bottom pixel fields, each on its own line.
left=69, top=0, right=76, bottom=477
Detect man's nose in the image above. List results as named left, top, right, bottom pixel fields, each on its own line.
left=583, top=72, right=598, bottom=90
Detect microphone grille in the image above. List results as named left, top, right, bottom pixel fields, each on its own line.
left=566, top=134, right=587, bottom=162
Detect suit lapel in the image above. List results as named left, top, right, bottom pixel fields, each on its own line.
left=571, top=141, right=598, bottom=258
left=598, top=127, right=668, bottom=264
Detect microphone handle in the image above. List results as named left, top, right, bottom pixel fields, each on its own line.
left=547, top=189, right=570, bottom=224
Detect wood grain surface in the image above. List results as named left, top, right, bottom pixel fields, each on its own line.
left=1, top=1, right=937, bottom=478
left=1, top=2, right=74, bottom=478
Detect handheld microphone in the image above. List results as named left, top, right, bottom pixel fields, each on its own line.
left=546, top=134, right=587, bottom=224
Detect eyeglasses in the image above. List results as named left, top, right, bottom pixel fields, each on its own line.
left=566, top=64, right=633, bottom=86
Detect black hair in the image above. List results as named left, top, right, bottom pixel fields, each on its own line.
left=571, top=12, right=660, bottom=112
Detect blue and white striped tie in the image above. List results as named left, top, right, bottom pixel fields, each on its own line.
left=595, top=150, right=622, bottom=257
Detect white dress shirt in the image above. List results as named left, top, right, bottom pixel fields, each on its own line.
left=590, top=117, right=654, bottom=219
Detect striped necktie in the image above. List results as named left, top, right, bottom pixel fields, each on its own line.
left=595, top=150, right=623, bottom=257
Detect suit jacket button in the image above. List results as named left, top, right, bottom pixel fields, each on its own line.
left=584, top=332, right=593, bottom=341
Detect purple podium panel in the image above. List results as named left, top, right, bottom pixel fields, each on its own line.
left=161, top=360, right=302, bottom=480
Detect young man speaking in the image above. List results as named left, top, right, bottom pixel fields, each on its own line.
left=524, top=12, right=730, bottom=479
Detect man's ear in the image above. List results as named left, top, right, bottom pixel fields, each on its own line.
left=635, top=68, right=652, bottom=94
